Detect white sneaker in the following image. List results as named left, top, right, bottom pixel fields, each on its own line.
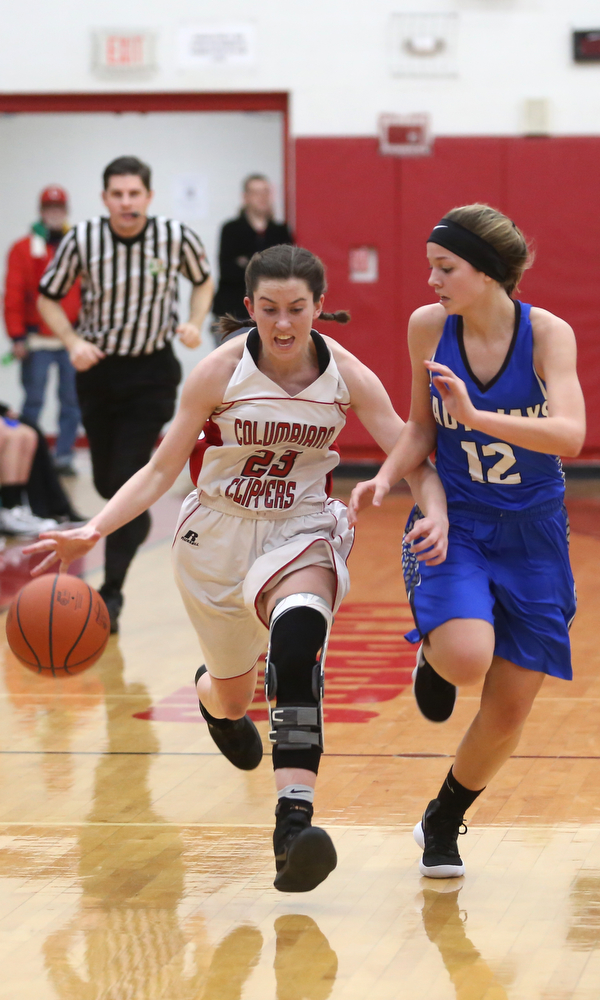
left=0, top=506, right=59, bottom=536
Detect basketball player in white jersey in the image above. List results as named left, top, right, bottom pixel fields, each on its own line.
left=25, top=245, right=449, bottom=893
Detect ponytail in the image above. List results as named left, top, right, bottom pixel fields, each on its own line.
left=218, top=314, right=250, bottom=339
left=319, top=310, right=351, bottom=324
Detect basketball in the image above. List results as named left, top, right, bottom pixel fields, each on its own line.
left=5, top=573, right=110, bottom=677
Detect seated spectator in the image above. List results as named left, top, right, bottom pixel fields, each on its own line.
left=212, top=174, right=293, bottom=328
left=0, top=405, right=83, bottom=535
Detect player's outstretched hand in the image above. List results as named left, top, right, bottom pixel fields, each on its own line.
left=425, top=360, right=475, bottom=428
left=348, top=476, right=390, bottom=527
left=23, top=525, right=101, bottom=576
left=176, top=322, right=202, bottom=349
left=404, top=514, right=448, bottom=566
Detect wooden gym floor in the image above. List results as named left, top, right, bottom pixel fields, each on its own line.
left=1, top=458, right=600, bottom=999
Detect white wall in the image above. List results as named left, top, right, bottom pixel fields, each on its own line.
left=0, top=111, right=284, bottom=430
left=1, top=0, right=600, bottom=136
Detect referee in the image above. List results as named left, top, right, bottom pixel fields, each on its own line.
left=37, top=156, right=214, bottom=632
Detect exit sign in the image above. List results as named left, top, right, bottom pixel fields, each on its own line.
left=378, top=113, right=432, bottom=157
left=93, top=30, right=156, bottom=74
left=573, top=30, right=600, bottom=62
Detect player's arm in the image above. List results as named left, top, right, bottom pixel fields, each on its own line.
left=23, top=345, right=240, bottom=574
left=341, top=307, right=444, bottom=518
left=401, top=461, right=448, bottom=565
left=330, top=336, right=447, bottom=564
left=427, top=309, right=586, bottom=456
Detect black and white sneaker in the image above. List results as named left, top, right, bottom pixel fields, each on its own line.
left=195, top=665, right=263, bottom=771
left=273, top=797, right=337, bottom=893
left=0, top=505, right=58, bottom=536
left=56, top=512, right=90, bottom=526
left=412, top=643, right=457, bottom=722
left=413, top=798, right=466, bottom=878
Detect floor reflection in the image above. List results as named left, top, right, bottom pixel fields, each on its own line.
left=274, top=915, right=338, bottom=1000
left=199, top=925, right=264, bottom=999
left=44, top=913, right=265, bottom=1000
left=2, top=643, right=103, bottom=793
left=419, top=884, right=511, bottom=1000
left=41, top=646, right=198, bottom=999
left=568, top=871, right=600, bottom=952
left=34, top=645, right=337, bottom=999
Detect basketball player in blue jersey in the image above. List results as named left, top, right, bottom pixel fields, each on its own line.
left=349, top=204, right=586, bottom=879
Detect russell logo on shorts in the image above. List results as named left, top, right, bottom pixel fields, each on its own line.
left=181, top=530, right=199, bottom=547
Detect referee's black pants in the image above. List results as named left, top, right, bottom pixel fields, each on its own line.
left=76, top=345, right=181, bottom=594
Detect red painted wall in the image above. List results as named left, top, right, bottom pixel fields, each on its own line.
left=295, top=136, right=600, bottom=460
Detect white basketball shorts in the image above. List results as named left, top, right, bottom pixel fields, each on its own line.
left=172, top=492, right=354, bottom=679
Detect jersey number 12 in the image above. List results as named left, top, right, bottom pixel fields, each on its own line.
left=460, top=440, right=522, bottom=484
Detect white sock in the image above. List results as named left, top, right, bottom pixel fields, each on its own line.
left=277, top=783, right=314, bottom=804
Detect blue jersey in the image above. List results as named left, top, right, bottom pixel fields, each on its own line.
left=431, top=300, right=564, bottom=510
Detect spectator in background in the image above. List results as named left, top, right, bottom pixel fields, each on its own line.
left=0, top=401, right=84, bottom=535
left=3, top=186, right=81, bottom=477
left=212, top=174, right=293, bottom=326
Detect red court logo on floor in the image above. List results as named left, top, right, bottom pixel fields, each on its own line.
left=133, top=603, right=417, bottom=725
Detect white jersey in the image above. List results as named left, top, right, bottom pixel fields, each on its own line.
left=196, top=329, right=350, bottom=519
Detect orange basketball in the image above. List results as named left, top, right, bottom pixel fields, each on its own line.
left=5, top=574, right=110, bottom=677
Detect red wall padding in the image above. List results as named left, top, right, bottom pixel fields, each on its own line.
left=295, top=136, right=600, bottom=460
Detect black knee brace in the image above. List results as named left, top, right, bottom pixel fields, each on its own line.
left=265, top=593, right=332, bottom=774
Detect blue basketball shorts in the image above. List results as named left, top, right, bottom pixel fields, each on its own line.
left=402, top=498, right=576, bottom=680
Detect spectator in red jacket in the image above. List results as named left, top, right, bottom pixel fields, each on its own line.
left=3, top=186, right=81, bottom=476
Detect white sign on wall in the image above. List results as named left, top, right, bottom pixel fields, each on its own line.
left=178, top=23, right=256, bottom=68
left=171, top=173, right=209, bottom=222
left=92, top=30, right=156, bottom=75
left=349, top=247, right=379, bottom=284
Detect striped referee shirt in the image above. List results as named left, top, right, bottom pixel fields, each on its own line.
left=38, top=216, right=210, bottom=356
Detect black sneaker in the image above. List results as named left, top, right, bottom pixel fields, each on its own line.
left=413, top=798, right=466, bottom=878
left=412, top=643, right=457, bottom=722
left=195, top=665, right=263, bottom=771
left=273, top=797, right=337, bottom=893
left=99, top=585, right=123, bottom=635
